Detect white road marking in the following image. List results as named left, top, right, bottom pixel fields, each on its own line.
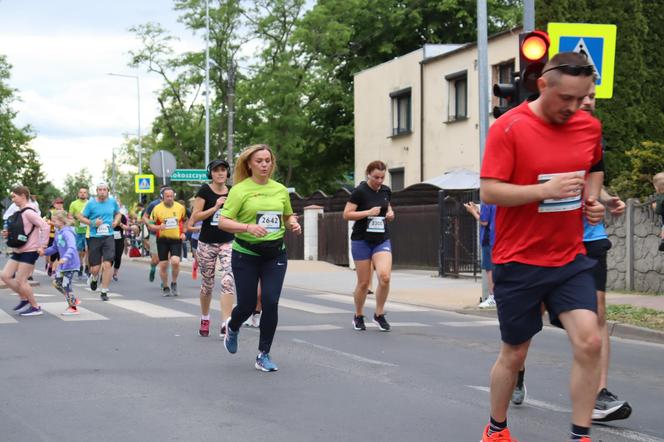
left=292, top=338, right=398, bottom=367
left=309, top=293, right=431, bottom=312
left=439, top=320, right=498, bottom=327
left=33, top=293, right=57, bottom=298
left=107, top=300, right=194, bottom=318
left=279, top=298, right=347, bottom=314
left=467, top=385, right=569, bottom=413
left=178, top=298, right=220, bottom=311
left=279, top=324, right=342, bottom=332
left=33, top=269, right=47, bottom=276
left=366, top=321, right=429, bottom=328
left=0, top=308, right=18, bottom=324
left=39, top=302, right=108, bottom=321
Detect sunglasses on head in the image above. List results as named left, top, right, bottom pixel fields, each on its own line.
left=541, top=64, right=595, bottom=76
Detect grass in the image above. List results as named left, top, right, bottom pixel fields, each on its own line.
left=606, top=305, right=664, bottom=331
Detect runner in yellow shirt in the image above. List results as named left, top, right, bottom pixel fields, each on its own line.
left=149, top=187, right=186, bottom=296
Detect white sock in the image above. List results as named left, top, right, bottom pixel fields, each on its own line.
left=202, top=315, right=210, bottom=320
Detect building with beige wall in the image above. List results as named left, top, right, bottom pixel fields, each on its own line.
left=354, top=28, right=522, bottom=189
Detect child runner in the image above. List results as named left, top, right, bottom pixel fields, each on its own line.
left=42, top=210, right=81, bottom=315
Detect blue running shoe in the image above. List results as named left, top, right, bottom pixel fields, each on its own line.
left=19, top=306, right=43, bottom=316
left=13, top=300, right=30, bottom=312
left=255, top=352, right=278, bottom=372
left=224, top=320, right=238, bottom=354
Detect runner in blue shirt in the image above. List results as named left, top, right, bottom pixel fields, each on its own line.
left=78, top=183, right=120, bottom=301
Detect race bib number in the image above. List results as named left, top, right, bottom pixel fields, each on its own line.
left=164, top=217, right=178, bottom=229
left=210, top=209, right=221, bottom=226
left=97, top=223, right=110, bottom=235
left=538, top=170, right=585, bottom=213
left=256, top=211, right=282, bottom=233
left=113, top=231, right=122, bottom=240
left=367, top=216, right=386, bottom=233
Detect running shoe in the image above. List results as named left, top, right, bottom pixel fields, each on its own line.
left=255, top=352, right=278, bottom=372
left=88, top=275, right=98, bottom=291
left=373, top=313, right=391, bottom=331
left=149, top=266, right=156, bottom=282
left=13, top=300, right=30, bottom=312
left=52, top=278, right=65, bottom=295
left=243, top=312, right=260, bottom=328
left=62, top=307, right=79, bottom=316
left=75, top=298, right=81, bottom=306
left=224, top=320, right=238, bottom=354
left=352, top=315, right=366, bottom=331
left=100, top=292, right=109, bottom=301
left=47, top=267, right=53, bottom=277
left=198, top=319, right=210, bottom=337
left=112, top=274, right=118, bottom=282
left=219, top=323, right=227, bottom=338
left=511, top=383, right=527, bottom=406
left=592, top=388, right=632, bottom=422
left=481, top=424, right=518, bottom=442
left=162, top=286, right=171, bottom=297
left=478, top=294, right=496, bottom=309
left=170, top=282, right=178, bottom=297
left=19, top=306, right=43, bottom=316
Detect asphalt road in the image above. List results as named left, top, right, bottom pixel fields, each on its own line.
left=1, top=256, right=663, bottom=442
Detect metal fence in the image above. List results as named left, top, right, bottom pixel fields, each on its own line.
left=439, top=189, right=480, bottom=277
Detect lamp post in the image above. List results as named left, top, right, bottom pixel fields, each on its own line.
left=107, top=72, right=143, bottom=175
left=205, top=0, right=210, bottom=168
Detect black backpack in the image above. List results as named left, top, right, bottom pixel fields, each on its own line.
left=6, top=207, right=36, bottom=248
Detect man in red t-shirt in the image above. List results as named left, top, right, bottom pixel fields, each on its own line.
left=479, top=52, right=605, bottom=442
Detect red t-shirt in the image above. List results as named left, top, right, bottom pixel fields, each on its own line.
left=481, top=101, right=602, bottom=267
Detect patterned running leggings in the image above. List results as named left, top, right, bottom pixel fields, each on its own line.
left=197, top=241, right=235, bottom=297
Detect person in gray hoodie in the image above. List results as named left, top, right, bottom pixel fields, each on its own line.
left=42, top=210, right=81, bottom=315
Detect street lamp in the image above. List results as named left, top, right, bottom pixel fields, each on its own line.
left=205, top=0, right=210, bottom=167
left=107, top=72, right=143, bottom=176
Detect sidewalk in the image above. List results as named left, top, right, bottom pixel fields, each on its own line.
left=133, top=258, right=664, bottom=344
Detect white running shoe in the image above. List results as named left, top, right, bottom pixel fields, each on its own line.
left=478, top=295, right=496, bottom=309
left=243, top=312, right=261, bottom=328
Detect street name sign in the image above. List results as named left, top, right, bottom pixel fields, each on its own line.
left=547, top=23, right=617, bottom=99
left=171, top=169, right=208, bottom=182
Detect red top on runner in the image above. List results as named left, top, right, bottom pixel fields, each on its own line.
left=481, top=101, right=602, bottom=267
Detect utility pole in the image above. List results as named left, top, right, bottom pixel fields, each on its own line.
left=226, top=59, right=235, bottom=167
left=204, top=0, right=210, bottom=167
left=524, top=0, right=535, bottom=32
left=477, top=0, right=490, bottom=302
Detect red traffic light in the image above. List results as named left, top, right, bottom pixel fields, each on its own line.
left=520, top=31, right=550, bottom=62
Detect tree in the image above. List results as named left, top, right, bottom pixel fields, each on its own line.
left=62, top=168, right=93, bottom=207
left=610, top=141, right=664, bottom=199
left=0, top=55, right=35, bottom=203
left=536, top=0, right=663, bottom=198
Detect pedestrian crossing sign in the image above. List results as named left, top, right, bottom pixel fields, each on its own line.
left=547, top=23, right=617, bottom=99
left=134, top=174, right=155, bottom=193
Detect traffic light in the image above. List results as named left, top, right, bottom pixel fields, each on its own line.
left=518, top=30, right=550, bottom=101
left=492, top=30, right=550, bottom=119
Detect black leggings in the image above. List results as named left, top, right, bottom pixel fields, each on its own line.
left=227, top=249, right=287, bottom=354
left=113, top=238, right=125, bottom=270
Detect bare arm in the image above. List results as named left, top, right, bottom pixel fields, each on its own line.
left=480, top=173, right=586, bottom=207
left=342, top=202, right=381, bottom=221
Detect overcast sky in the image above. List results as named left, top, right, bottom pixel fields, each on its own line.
left=0, top=0, right=201, bottom=188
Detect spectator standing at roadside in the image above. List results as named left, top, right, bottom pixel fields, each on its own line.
left=464, top=201, right=497, bottom=308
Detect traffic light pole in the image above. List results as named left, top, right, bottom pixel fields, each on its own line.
left=524, top=0, right=535, bottom=32
left=477, top=0, right=490, bottom=302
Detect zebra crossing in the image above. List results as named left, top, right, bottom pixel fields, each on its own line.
left=0, top=286, right=499, bottom=330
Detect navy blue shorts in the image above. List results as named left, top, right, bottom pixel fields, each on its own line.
left=481, top=245, right=493, bottom=271
left=493, top=254, right=598, bottom=345
left=584, top=239, right=611, bottom=292
left=10, top=251, right=40, bottom=265
left=351, top=239, right=391, bottom=261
